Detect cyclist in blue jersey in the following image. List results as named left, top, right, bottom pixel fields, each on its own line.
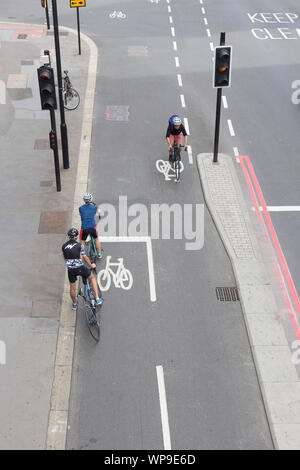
left=79, top=193, right=103, bottom=259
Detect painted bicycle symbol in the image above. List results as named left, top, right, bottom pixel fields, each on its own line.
left=156, top=160, right=184, bottom=181
left=109, top=11, right=126, bottom=19
left=97, top=256, right=133, bottom=291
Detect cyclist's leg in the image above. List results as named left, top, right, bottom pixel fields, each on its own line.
left=168, top=135, right=175, bottom=162
left=68, top=269, right=78, bottom=306
left=92, top=227, right=102, bottom=257
left=176, top=133, right=183, bottom=156
left=88, top=271, right=103, bottom=301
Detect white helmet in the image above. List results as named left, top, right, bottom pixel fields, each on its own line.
left=83, top=193, right=93, bottom=203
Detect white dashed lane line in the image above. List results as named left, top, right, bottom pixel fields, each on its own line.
left=173, top=41, right=177, bottom=51
left=169, top=16, right=173, bottom=24
left=175, top=56, right=180, bottom=67
left=222, top=96, right=228, bottom=109
left=227, top=119, right=236, bottom=137
left=180, top=94, right=186, bottom=107
left=206, top=28, right=211, bottom=37
left=171, top=27, right=175, bottom=37
left=177, top=74, right=183, bottom=87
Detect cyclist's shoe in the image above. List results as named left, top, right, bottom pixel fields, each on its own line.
left=72, top=298, right=79, bottom=310
left=96, top=297, right=103, bottom=306
left=97, top=248, right=103, bottom=259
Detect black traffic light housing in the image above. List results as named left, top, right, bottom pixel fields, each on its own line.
left=41, top=0, right=47, bottom=8
left=213, top=46, right=232, bottom=88
left=37, top=65, right=57, bottom=110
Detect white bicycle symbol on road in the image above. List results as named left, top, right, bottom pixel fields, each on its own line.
left=97, top=256, right=133, bottom=291
left=156, top=160, right=184, bottom=181
left=109, top=11, right=127, bottom=19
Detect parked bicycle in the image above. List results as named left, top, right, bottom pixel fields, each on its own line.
left=63, top=70, right=80, bottom=110
left=78, top=265, right=102, bottom=342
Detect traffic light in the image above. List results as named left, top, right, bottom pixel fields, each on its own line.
left=49, top=130, right=57, bottom=150
left=213, top=46, right=232, bottom=88
left=37, top=65, right=57, bottom=110
left=41, top=0, right=47, bottom=8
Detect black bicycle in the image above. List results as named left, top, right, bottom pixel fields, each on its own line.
left=170, top=143, right=186, bottom=182
left=77, top=267, right=102, bottom=341
left=63, top=70, right=80, bottom=110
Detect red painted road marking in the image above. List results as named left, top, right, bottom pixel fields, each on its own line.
left=238, top=155, right=300, bottom=341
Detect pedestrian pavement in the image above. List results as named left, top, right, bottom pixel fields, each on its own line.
left=0, top=22, right=91, bottom=449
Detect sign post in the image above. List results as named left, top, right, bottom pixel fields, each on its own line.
left=70, top=0, right=86, bottom=55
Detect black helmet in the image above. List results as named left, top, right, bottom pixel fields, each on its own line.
left=67, top=228, right=79, bottom=239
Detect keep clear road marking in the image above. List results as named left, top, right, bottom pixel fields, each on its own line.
left=156, top=365, right=172, bottom=450
left=100, top=236, right=157, bottom=302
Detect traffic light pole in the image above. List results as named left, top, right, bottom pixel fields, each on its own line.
left=76, top=7, right=81, bottom=55
left=45, top=2, right=50, bottom=30
left=213, top=32, right=226, bottom=164
left=49, top=108, right=61, bottom=192
left=51, top=0, right=70, bottom=170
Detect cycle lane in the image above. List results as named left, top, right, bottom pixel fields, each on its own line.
left=66, top=0, right=273, bottom=450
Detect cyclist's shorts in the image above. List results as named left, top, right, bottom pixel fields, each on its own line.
left=80, top=227, right=98, bottom=241
left=68, top=265, right=91, bottom=284
left=169, top=133, right=183, bottom=146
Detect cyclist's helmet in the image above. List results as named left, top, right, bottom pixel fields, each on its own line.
left=83, top=193, right=93, bottom=203
left=67, top=228, right=79, bottom=239
left=172, top=116, right=182, bottom=126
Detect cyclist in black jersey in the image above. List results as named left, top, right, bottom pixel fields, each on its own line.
left=62, top=228, right=103, bottom=310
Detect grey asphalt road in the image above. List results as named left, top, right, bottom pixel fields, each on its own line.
left=0, top=0, right=276, bottom=449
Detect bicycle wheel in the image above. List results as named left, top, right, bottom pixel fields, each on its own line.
left=120, top=269, right=133, bottom=290
left=85, top=302, right=100, bottom=341
left=64, top=88, right=80, bottom=110
left=98, top=269, right=111, bottom=292
left=175, top=159, right=180, bottom=182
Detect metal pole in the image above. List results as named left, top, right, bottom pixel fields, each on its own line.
left=213, top=32, right=226, bottom=164
left=51, top=0, right=70, bottom=170
left=49, top=109, right=61, bottom=192
left=45, top=2, right=50, bottom=30
left=77, top=7, right=81, bottom=55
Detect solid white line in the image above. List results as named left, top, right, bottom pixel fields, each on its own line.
left=177, top=74, right=183, bottom=87
left=183, top=117, right=190, bottom=135
left=171, top=27, right=175, bottom=37
left=210, top=42, right=214, bottom=52
left=227, top=119, right=235, bottom=137
left=180, top=94, right=186, bottom=107
left=187, top=145, right=193, bottom=164
left=222, top=96, right=228, bottom=109
left=173, top=41, right=177, bottom=51
left=175, top=56, right=180, bottom=67
left=169, top=16, right=173, bottom=24
left=156, top=366, right=171, bottom=450
left=206, top=28, right=211, bottom=37
left=253, top=206, right=300, bottom=212
left=204, top=18, right=208, bottom=25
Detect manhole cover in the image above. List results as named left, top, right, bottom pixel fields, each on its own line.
left=38, top=211, right=69, bottom=234
left=216, top=287, right=239, bottom=302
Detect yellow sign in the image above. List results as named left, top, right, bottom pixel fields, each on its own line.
left=70, top=0, right=86, bottom=7
left=41, top=0, right=47, bottom=8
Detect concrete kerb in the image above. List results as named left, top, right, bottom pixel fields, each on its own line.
left=46, top=27, right=98, bottom=450
left=197, top=153, right=300, bottom=450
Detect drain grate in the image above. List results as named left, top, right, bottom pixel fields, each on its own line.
left=216, top=287, right=239, bottom=302
left=17, top=34, right=28, bottom=39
